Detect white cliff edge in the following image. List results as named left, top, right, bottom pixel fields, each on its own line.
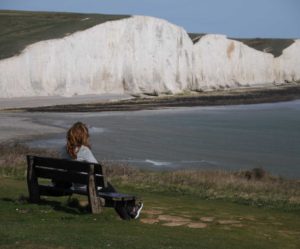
left=0, top=15, right=299, bottom=98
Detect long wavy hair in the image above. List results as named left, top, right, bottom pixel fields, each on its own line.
left=66, top=122, right=90, bottom=159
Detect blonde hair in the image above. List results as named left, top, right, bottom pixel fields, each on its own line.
left=66, top=122, right=90, bottom=159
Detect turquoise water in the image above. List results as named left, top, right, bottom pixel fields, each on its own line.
left=27, top=100, right=300, bottom=178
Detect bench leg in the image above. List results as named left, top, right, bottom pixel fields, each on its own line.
left=88, top=164, right=102, bottom=214
left=26, top=156, right=40, bottom=203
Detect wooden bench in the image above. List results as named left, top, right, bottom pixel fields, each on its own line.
left=26, top=155, right=136, bottom=214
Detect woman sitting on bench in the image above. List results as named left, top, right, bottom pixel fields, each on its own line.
left=60, top=121, right=143, bottom=220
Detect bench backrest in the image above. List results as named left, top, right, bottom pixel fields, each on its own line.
left=26, top=155, right=106, bottom=187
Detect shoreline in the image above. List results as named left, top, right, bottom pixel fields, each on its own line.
left=0, top=114, right=64, bottom=144
left=2, top=84, right=299, bottom=113
left=0, top=84, right=299, bottom=178
left=0, top=93, right=133, bottom=110
left=0, top=97, right=299, bottom=179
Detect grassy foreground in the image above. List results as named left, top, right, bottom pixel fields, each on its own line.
left=1, top=177, right=300, bottom=249
left=0, top=144, right=300, bottom=248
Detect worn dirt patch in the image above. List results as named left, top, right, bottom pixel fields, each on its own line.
left=162, top=221, right=189, bottom=227
left=140, top=218, right=160, bottom=224
left=200, top=217, right=215, bottom=222
left=218, top=220, right=241, bottom=225
left=158, top=215, right=191, bottom=223
left=140, top=211, right=246, bottom=230
left=187, top=222, right=208, bottom=229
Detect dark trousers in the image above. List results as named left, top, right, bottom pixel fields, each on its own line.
left=103, top=182, right=134, bottom=220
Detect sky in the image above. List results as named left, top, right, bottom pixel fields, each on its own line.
left=0, top=0, right=299, bottom=38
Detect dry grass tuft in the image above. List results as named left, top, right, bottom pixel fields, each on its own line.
left=103, top=162, right=300, bottom=209
left=0, top=142, right=58, bottom=177
left=1, top=143, right=299, bottom=209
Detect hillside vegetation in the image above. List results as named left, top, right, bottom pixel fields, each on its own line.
left=0, top=10, right=130, bottom=60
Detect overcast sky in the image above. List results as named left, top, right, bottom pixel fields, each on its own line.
left=1, top=0, right=299, bottom=38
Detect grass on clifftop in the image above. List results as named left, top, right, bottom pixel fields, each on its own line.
left=0, top=10, right=130, bottom=60
left=1, top=143, right=299, bottom=211
left=0, top=143, right=300, bottom=248
left=1, top=177, right=300, bottom=249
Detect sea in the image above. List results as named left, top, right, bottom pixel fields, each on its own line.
left=26, top=100, right=300, bottom=179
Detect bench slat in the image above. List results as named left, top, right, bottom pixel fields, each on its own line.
left=32, top=155, right=103, bottom=174
left=35, top=167, right=105, bottom=186
left=35, top=167, right=88, bottom=184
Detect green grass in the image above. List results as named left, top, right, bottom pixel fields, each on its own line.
left=0, top=10, right=130, bottom=60
left=104, top=162, right=300, bottom=211
left=1, top=143, right=299, bottom=211
left=1, top=144, right=299, bottom=248
left=1, top=177, right=300, bottom=249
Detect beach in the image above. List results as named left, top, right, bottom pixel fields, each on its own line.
left=3, top=84, right=299, bottom=112
left=0, top=93, right=132, bottom=142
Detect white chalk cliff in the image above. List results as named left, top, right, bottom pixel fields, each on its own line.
left=274, top=40, right=300, bottom=83
left=0, top=15, right=299, bottom=98
left=192, top=34, right=275, bottom=90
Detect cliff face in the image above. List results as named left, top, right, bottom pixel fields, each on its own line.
left=274, top=40, right=300, bottom=83
left=0, top=15, right=298, bottom=98
left=192, top=35, right=276, bottom=91
left=0, top=16, right=193, bottom=98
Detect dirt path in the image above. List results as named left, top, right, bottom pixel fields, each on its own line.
left=140, top=208, right=249, bottom=229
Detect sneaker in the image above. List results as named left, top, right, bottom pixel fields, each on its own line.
left=130, top=202, right=143, bottom=219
